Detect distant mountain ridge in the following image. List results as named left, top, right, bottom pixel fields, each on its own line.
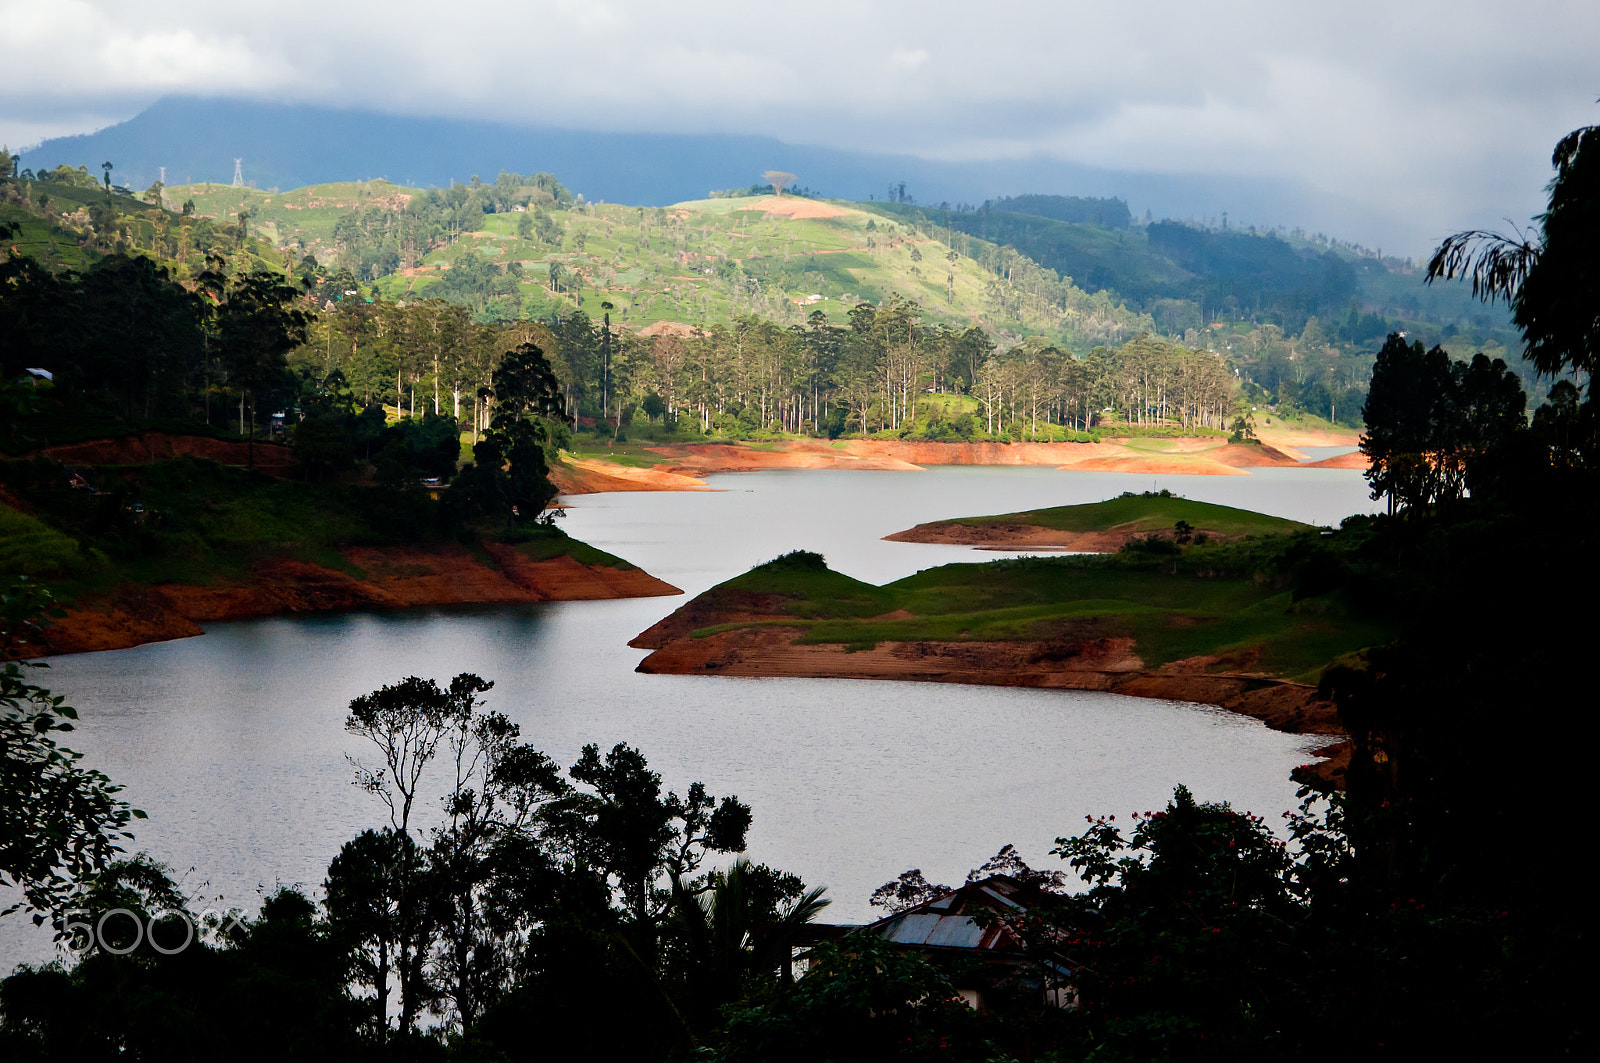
left=19, top=97, right=1412, bottom=250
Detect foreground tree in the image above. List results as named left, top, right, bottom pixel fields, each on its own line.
left=452, top=340, right=567, bottom=524
left=1, top=580, right=144, bottom=926
left=708, top=934, right=998, bottom=1063
left=542, top=742, right=752, bottom=933
left=1360, top=333, right=1526, bottom=511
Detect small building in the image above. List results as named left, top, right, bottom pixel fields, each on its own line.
left=807, top=874, right=1079, bottom=1013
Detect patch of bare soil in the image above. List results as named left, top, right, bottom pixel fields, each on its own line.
left=1255, top=424, right=1361, bottom=448
left=1304, top=451, right=1368, bottom=469
left=643, top=444, right=921, bottom=475
left=39, top=434, right=299, bottom=476
left=884, top=522, right=1131, bottom=552
left=551, top=437, right=1365, bottom=495
left=1205, top=442, right=1303, bottom=467
left=551, top=459, right=711, bottom=494
left=735, top=196, right=848, bottom=219
left=635, top=321, right=704, bottom=338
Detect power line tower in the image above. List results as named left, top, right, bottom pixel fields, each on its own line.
left=159, top=166, right=166, bottom=185
left=232, top=158, right=244, bottom=187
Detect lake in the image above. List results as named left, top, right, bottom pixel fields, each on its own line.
left=2, top=466, right=1374, bottom=966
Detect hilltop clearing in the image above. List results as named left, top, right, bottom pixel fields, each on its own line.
left=885, top=491, right=1312, bottom=551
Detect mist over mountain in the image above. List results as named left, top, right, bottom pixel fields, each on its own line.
left=21, top=97, right=1414, bottom=252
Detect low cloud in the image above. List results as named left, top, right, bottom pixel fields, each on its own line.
left=1, top=0, right=1595, bottom=248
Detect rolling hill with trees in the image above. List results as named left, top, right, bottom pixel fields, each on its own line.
left=5, top=138, right=1536, bottom=466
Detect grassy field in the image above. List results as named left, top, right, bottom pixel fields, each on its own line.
left=0, top=502, right=102, bottom=577
left=937, top=492, right=1313, bottom=538
left=172, top=181, right=1120, bottom=339
left=695, top=540, right=1392, bottom=683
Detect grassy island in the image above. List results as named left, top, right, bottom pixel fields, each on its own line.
left=633, top=504, right=1401, bottom=764
left=886, top=490, right=1313, bottom=550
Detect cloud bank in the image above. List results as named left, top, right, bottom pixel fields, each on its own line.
left=2, top=0, right=1596, bottom=247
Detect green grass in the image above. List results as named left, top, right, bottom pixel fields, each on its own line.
left=175, top=182, right=1139, bottom=344
left=677, top=539, right=1394, bottom=681
left=510, top=525, right=634, bottom=569
left=720, top=550, right=895, bottom=617
left=0, top=503, right=99, bottom=577
left=938, top=492, right=1312, bottom=538
left=563, top=446, right=664, bottom=469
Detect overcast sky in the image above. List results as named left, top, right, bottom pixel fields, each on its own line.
left=2, top=0, right=1595, bottom=247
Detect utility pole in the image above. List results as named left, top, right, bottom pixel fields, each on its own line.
left=601, top=300, right=615, bottom=436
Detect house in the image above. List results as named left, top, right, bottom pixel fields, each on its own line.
left=807, top=874, right=1079, bottom=1012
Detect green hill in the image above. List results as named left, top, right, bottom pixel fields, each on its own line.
left=170, top=178, right=1154, bottom=346
left=931, top=493, right=1311, bottom=538
left=653, top=531, right=1393, bottom=684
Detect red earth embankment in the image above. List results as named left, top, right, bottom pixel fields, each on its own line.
left=884, top=523, right=1149, bottom=552
left=558, top=438, right=1323, bottom=492
left=39, top=433, right=300, bottom=476
left=26, top=546, right=680, bottom=658
left=629, top=592, right=1347, bottom=788
left=1304, top=451, right=1368, bottom=469
left=551, top=458, right=711, bottom=494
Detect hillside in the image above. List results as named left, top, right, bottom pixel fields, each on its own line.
left=875, top=200, right=1517, bottom=354
left=172, top=179, right=1153, bottom=343
left=1, top=167, right=289, bottom=275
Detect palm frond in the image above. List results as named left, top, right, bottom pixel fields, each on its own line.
left=1552, top=124, right=1599, bottom=174
left=1426, top=226, right=1541, bottom=303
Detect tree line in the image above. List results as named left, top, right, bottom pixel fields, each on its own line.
left=294, top=293, right=1249, bottom=444
left=0, top=228, right=1383, bottom=466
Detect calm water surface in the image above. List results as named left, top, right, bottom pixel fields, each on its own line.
left=2, top=467, right=1373, bottom=965
left=1295, top=444, right=1360, bottom=462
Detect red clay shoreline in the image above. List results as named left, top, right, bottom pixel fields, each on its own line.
left=556, top=436, right=1364, bottom=493
left=629, top=601, right=1349, bottom=788
left=19, top=545, right=681, bottom=659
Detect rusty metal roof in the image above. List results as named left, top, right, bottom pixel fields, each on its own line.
left=858, top=875, right=1034, bottom=954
